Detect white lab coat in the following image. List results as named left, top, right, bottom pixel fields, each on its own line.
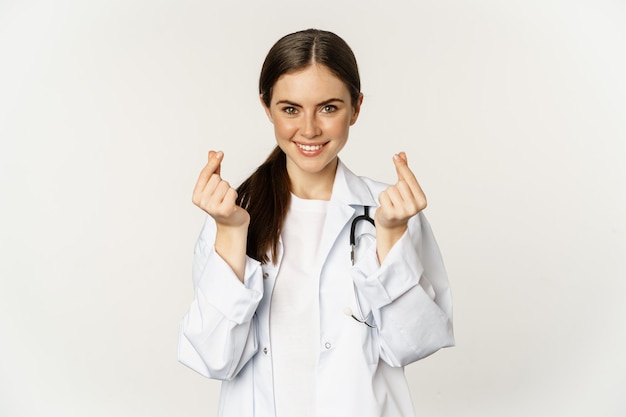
left=178, top=160, right=454, bottom=417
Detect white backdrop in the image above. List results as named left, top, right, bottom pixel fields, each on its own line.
left=1, top=1, right=625, bottom=416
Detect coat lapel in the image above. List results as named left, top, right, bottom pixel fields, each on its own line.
left=317, top=160, right=378, bottom=268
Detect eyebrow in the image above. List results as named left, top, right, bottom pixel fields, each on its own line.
left=274, top=98, right=345, bottom=107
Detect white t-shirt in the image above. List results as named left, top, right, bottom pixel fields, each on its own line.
left=269, top=194, right=328, bottom=417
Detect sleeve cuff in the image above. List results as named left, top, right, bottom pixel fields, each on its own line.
left=195, top=247, right=263, bottom=325
left=351, top=229, right=424, bottom=310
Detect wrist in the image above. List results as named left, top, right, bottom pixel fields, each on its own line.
left=375, top=223, right=407, bottom=264
left=215, top=221, right=249, bottom=244
left=376, top=224, right=407, bottom=245
left=214, top=222, right=249, bottom=282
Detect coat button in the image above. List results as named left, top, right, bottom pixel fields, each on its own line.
left=263, top=347, right=268, bottom=355
left=263, top=273, right=269, bottom=279
left=324, top=342, right=332, bottom=350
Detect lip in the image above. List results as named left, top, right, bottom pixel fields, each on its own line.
left=294, top=141, right=329, bottom=157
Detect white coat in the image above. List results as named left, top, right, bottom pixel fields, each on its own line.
left=178, top=160, right=454, bottom=417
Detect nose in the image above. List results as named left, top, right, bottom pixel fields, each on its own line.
left=300, top=113, right=321, bottom=139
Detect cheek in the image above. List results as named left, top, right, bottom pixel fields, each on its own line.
left=325, top=115, right=351, bottom=136
left=273, top=119, right=296, bottom=139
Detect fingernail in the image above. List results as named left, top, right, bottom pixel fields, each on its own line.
left=215, top=151, right=223, bottom=159
left=393, top=154, right=401, bottom=161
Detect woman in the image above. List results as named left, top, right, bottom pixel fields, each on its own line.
left=178, top=28, right=454, bottom=417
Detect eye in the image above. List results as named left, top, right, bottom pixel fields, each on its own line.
left=321, top=105, right=337, bottom=113
left=282, top=106, right=298, bottom=115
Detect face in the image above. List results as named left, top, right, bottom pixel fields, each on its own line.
left=262, top=64, right=362, bottom=186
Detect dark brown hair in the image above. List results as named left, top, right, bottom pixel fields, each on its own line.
left=236, top=29, right=361, bottom=264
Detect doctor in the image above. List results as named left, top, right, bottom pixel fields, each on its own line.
left=178, top=29, right=454, bottom=417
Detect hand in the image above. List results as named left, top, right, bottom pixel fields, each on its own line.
left=375, top=152, right=427, bottom=232
left=192, top=151, right=250, bottom=228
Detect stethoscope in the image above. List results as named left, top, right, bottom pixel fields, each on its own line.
left=350, top=206, right=375, bottom=266
left=346, top=206, right=377, bottom=328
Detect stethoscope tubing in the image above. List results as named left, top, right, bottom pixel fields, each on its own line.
left=349, top=206, right=377, bottom=328
left=350, top=206, right=375, bottom=266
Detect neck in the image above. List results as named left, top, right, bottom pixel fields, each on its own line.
left=288, top=159, right=337, bottom=200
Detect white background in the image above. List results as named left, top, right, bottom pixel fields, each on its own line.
left=1, top=0, right=625, bottom=416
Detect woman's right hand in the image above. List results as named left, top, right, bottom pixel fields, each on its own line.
left=192, top=151, right=250, bottom=229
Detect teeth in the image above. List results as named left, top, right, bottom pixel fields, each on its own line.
left=297, top=143, right=323, bottom=151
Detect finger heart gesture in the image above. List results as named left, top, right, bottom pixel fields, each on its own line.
left=192, top=151, right=250, bottom=228
left=375, top=152, right=427, bottom=231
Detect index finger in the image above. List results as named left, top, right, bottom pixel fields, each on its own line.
left=194, top=151, right=223, bottom=193
left=393, top=152, right=424, bottom=196
left=208, top=150, right=222, bottom=176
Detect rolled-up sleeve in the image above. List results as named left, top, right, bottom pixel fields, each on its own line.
left=351, top=212, right=454, bottom=367
left=178, top=217, right=264, bottom=380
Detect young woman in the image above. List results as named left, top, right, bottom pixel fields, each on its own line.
left=178, top=29, right=454, bottom=417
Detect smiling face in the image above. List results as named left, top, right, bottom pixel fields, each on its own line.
left=262, top=64, right=362, bottom=196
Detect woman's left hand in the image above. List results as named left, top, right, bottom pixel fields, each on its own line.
left=375, top=152, right=427, bottom=262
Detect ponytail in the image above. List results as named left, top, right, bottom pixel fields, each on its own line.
left=236, top=146, right=290, bottom=264
left=242, top=29, right=360, bottom=264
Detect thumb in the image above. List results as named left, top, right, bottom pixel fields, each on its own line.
left=208, top=150, right=223, bottom=175
left=393, top=151, right=408, bottom=181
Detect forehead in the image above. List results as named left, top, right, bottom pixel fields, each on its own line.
left=271, top=64, right=350, bottom=103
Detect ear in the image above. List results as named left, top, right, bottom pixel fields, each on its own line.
left=260, top=94, right=274, bottom=123
left=349, top=93, right=364, bottom=126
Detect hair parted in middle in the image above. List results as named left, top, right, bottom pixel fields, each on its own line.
left=237, top=28, right=362, bottom=264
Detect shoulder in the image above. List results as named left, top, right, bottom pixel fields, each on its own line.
left=357, top=175, right=389, bottom=195
left=335, top=160, right=389, bottom=207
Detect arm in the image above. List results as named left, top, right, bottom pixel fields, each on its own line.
left=178, top=151, right=261, bottom=380
left=191, top=151, right=249, bottom=281
left=354, top=153, right=453, bottom=366
left=352, top=212, right=454, bottom=367
left=375, top=152, right=426, bottom=263
left=178, top=217, right=264, bottom=380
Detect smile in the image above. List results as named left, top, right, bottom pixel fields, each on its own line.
left=296, top=142, right=326, bottom=151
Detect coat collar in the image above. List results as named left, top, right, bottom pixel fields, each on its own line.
left=330, top=159, right=378, bottom=208
left=315, top=160, right=378, bottom=268
left=272, top=159, right=379, bottom=270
